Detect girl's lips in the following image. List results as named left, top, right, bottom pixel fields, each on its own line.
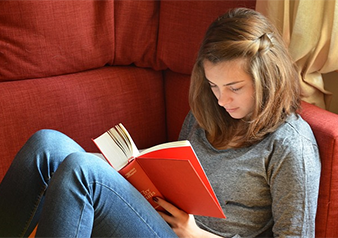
left=226, top=107, right=239, bottom=113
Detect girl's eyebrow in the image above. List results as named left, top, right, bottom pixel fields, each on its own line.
left=207, top=79, right=244, bottom=86
left=224, top=81, right=244, bottom=86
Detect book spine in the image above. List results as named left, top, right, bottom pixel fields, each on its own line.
left=119, top=159, right=164, bottom=210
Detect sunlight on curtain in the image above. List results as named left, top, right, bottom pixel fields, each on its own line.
left=256, top=0, right=338, bottom=109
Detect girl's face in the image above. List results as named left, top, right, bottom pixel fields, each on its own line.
left=204, top=58, right=255, bottom=120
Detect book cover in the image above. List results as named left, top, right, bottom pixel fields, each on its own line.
left=93, top=123, right=225, bottom=218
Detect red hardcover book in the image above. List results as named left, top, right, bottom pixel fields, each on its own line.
left=93, top=123, right=225, bottom=219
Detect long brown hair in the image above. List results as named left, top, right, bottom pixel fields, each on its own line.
left=189, top=8, right=301, bottom=149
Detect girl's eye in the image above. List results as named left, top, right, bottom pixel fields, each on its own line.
left=209, top=82, right=217, bottom=88
left=230, top=87, right=242, bottom=92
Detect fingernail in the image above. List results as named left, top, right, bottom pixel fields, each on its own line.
left=152, top=197, right=159, bottom=203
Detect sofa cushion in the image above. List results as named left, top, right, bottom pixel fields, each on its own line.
left=114, top=0, right=161, bottom=69
left=0, top=0, right=115, bottom=81
left=0, top=66, right=166, bottom=182
left=0, top=0, right=166, bottom=80
left=157, top=0, right=256, bottom=74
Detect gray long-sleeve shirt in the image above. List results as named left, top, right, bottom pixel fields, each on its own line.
left=178, top=112, right=321, bottom=238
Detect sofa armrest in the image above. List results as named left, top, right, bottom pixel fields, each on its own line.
left=299, top=101, right=338, bottom=237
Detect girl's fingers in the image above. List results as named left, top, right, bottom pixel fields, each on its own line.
left=153, top=197, right=186, bottom=218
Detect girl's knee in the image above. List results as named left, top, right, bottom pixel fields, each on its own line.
left=53, top=152, right=113, bottom=186
left=61, top=152, right=107, bottom=173
left=30, top=129, right=68, bottom=144
left=27, top=129, right=84, bottom=154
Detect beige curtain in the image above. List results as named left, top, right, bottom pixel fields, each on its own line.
left=256, top=0, right=338, bottom=109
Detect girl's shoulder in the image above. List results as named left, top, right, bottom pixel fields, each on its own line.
left=267, top=113, right=318, bottom=151
left=282, top=114, right=316, bottom=141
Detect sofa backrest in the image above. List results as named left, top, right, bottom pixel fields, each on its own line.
left=0, top=0, right=256, bottom=81
left=157, top=0, right=256, bottom=75
left=1, top=1, right=115, bottom=80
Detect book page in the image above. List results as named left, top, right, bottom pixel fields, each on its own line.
left=93, top=123, right=139, bottom=170
left=139, top=140, right=190, bottom=156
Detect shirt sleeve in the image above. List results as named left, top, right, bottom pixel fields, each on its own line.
left=267, top=134, right=321, bottom=237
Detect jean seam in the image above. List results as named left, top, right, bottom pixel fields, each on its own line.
left=75, top=196, right=88, bottom=238
left=20, top=185, right=47, bottom=237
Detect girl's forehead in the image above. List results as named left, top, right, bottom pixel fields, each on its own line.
left=203, top=59, right=252, bottom=84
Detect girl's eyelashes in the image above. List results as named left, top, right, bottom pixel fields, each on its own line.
left=207, top=79, right=243, bottom=92
left=230, top=87, right=242, bottom=92
left=208, top=81, right=217, bottom=88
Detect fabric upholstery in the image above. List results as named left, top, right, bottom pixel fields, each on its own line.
left=114, top=0, right=162, bottom=69
left=299, top=101, right=338, bottom=238
left=0, top=1, right=115, bottom=81
left=157, top=0, right=256, bottom=74
left=164, top=70, right=191, bottom=142
left=0, top=67, right=166, bottom=182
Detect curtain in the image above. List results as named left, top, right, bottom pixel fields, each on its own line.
left=256, top=0, right=338, bottom=109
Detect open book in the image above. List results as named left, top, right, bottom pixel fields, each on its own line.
left=93, top=123, right=225, bottom=218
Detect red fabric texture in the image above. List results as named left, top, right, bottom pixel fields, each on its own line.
left=0, top=1, right=115, bottom=80
left=300, top=101, right=338, bottom=238
left=164, top=70, right=191, bottom=141
left=0, top=67, right=166, bottom=181
left=157, top=0, right=256, bottom=74
left=113, top=0, right=162, bottom=69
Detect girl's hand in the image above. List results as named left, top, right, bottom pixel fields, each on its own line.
left=153, top=197, right=222, bottom=238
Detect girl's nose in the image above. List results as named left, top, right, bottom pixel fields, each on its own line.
left=218, top=92, right=232, bottom=107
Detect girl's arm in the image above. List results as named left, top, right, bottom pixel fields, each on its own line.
left=268, top=136, right=320, bottom=237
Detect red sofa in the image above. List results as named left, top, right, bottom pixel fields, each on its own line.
left=1, top=1, right=338, bottom=237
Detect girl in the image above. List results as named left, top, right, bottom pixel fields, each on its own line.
left=177, top=8, right=320, bottom=237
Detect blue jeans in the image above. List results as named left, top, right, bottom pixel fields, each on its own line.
left=0, top=129, right=177, bottom=237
